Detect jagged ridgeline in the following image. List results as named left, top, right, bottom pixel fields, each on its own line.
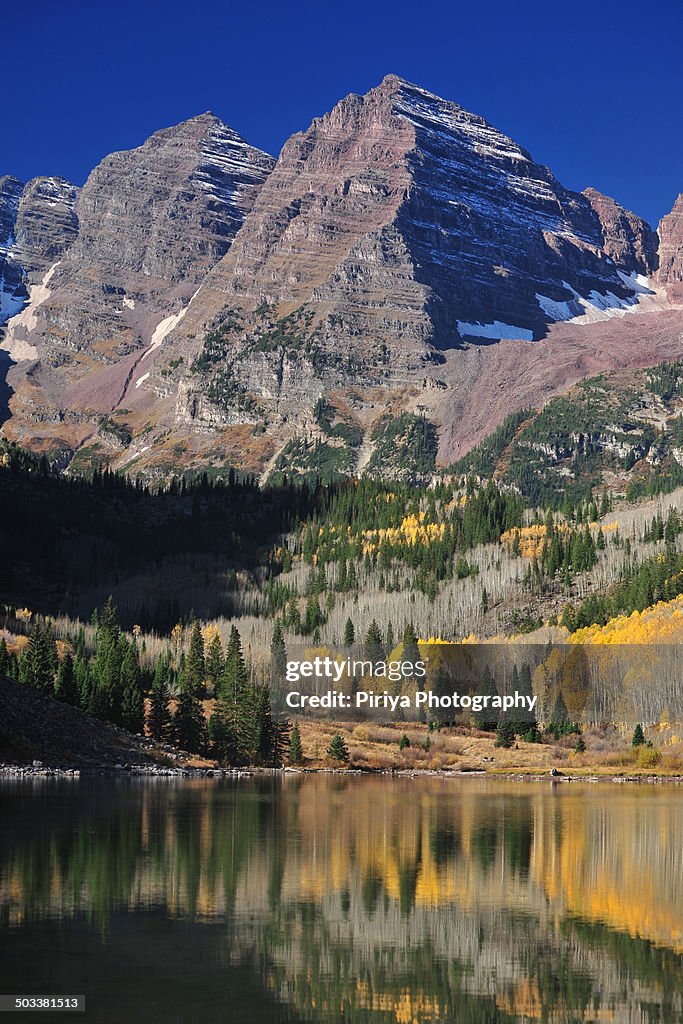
left=449, top=360, right=683, bottom=506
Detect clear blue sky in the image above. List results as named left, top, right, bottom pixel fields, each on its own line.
left=5, top=0, right=681, bottom=227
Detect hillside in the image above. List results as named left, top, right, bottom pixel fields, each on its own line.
left=0, top=673, right=177, bottom=769
left=450, top=360, right=683, bottom=505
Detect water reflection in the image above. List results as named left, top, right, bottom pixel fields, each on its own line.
left=0, top=776, right=682, bottom=1022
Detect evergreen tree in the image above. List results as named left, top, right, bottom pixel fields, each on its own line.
left=186, top=620, right=206, bottom=694
left=207, top=703, right=239, bottom=764
left=173, top=674, right=206, bottom=753
left=254, top=685, right=287, bottom=766
left=402, top=623, right=420, bottom=667
left=289, top=722, right=303, bottom=765
left=474, top=665, right=498, bottom=731
left=220, top=626, right=248, bottom=699
left=270, top=619, right=287, bottom=683
left=364, top=619, right=384, bottom=660
left=385, top=621, right=395, bottom=650
left=327, top=733, right=350, bottom=763
left=23, top=621, right=58, bottom=692
left=54, top=652, right=79, bottom=706
left=548, top=691, right=575, bottom=738
left=343, top=617, right=355, bottom=646
left=122, top=679, right=145, bottom=734
left=632, top=723, right=646, bottom=747
left=205, top=631, right=224, bottom=690
left=148, top=675, right=172, bottom=742
left=0, top=638, right=8, bottom=676
left=494, top=718, right=515, bottom=748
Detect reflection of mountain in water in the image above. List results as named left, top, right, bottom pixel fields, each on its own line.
left=1, top=777, right=682, bottom=1023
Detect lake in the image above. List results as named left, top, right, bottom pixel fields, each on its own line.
left=0, top=775, right=682, bottom=1022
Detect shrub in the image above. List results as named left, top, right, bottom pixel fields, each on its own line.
left=636, top=746, right=661, bottom=769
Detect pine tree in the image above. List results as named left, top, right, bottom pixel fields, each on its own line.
left=54, top=652, right=79, bottom=706
left=220, top=626, right=248, bottom=699
left=494, top=718, right=515, bottom=748
left=343, top=617, right=355, bottom=646
left=385, top=621, right=395, bottom=650
left=205, top=631, right=224, bottom=690
left=632, top=723, right=646, bottom=747
left=0, top=638, right=8, bottom=676
left=474, top=665, right=498, bottom=731
left=549, top=691, right=574, bottom=739
left=23, top=621, right=58, bottom=692
left=402, top=624, right=420, bottom=667
left=254, top=685, right=287, bottom=766
left=270, top=619, right=287, bottom=683
left=173, top=674, right=206, bottom=753
left=364, top=619, right=384, bottom=660
left=289, top=722, right=303, bottom=764
left=327, top=733, right=350, bottom=763
left=186, top=620, right=206, bottom=694
left=148, top=676, right=172, bottom=742
left=122, top=679, right=145, bottom=734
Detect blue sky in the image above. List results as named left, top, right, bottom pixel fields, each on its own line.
left=5, top=0, right=681, bottom=226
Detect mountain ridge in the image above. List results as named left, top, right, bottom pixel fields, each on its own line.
left=1, top=75, right=681, bottom=479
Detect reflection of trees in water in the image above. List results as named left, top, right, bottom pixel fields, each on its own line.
left=1, top=777, right=682, bottom=1022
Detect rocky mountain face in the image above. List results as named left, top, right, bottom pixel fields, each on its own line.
left=1, top=114, right=274, bottom=438
left=657, top=194, right=683, bottom=300
left=0, top=175, right=78, bottom=330
left=583, top=187, right=658, bottom=277
left=1, top=76, right=681, bottom=479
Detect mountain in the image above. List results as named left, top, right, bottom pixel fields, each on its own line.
left=657, top=194, right=683, bottom=300
left=0, top=175, right=79, bottom=342
left=173, top=76, right=657, bottom=351
left=1, top=114, right=274, bottom=453
left=1, top=76, right=681, bottom=478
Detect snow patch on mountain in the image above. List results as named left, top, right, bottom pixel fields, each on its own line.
left=144, top=306, right=189, bottom=359
left=1, top=261, right=60, bottom=360
left=535, top=275, right=660, bottom=326
left=457, top=319, right=534, bottom=341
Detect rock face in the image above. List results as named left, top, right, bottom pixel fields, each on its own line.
left=0, top=75, right=679, bottom=477
left=657, top=194, right=683, bottom=300
left=13, top=176, right=80, bottom=279
left=18, top=114, right=274, bottom=363
left=0, top=176, right=27, bottom=324
left=583, top=187, right=658, bottom=278
left=173, top=76, right=655, bottom=356
left=0, top=176, right=79, bottom=324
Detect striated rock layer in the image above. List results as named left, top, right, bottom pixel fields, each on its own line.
left=1, top=75, right=680, bottom=477
left=172, top=75, right=657, bottom=356
left=657, top=194, right=683, bottom=300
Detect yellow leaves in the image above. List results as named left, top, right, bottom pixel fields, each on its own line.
left=502, top=523, right=571, bottom=559
left=14, top=608, right=32, bottom=622
left=0, top=452, right=9, bottom=468
left=570, top=597, right=683, bottom=645
left=358, top=515, right=449, bottom=555
left=202, top=623, right=221, bottom=644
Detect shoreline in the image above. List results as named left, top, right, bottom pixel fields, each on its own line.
left=2, top=762, right=682, bottom=783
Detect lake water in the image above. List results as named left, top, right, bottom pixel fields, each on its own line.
left=0, top=775, right=682, bottom=1023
